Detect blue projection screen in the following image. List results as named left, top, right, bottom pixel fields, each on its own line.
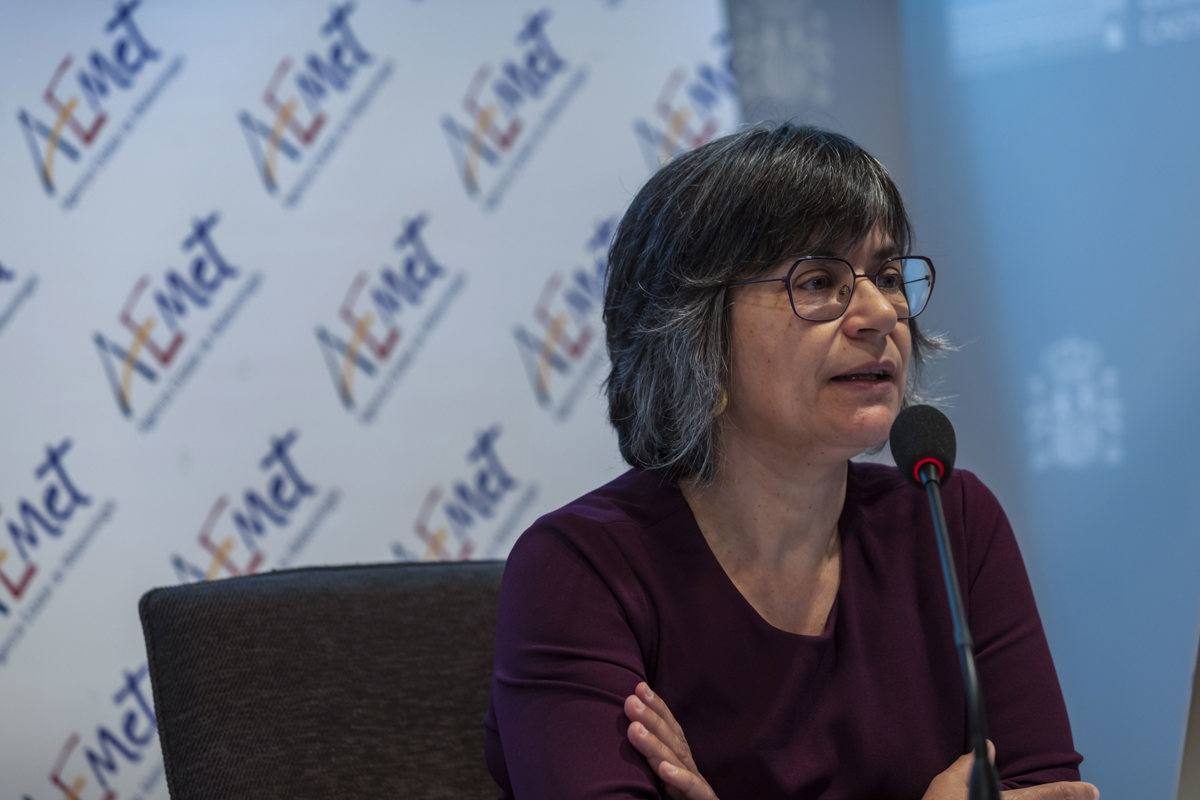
left=900, top=2, right=1200, bottom=798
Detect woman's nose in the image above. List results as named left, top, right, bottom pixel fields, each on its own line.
left=842, top=274, right=899, bottom=334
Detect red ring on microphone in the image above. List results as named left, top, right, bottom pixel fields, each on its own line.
left=912, top=457, right=945, bottom=484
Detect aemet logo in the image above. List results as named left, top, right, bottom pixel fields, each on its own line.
left=171, top=429, right=340, bottom=584
left=238, top=1, right=393, bottom=208
left=513, top=215, right=616, bottom=421
left=0, top=262, right=39, bottom=341
left=394, top=424, right=539, bottom=562
left=440, top=8, right=587, bottom=210
left=315, top=213, right=466, bottom=425
left=25, top=664, right=159, bottom=800
left=0, top=438, right=117, bottom=668
left=91, top=212, right=261, bottom=433
left=633, top=31, right=738, bottom=171
left=15, top=0, right=184, bottom=210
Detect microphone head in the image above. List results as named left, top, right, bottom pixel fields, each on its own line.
left=889, top=404, right=957, bottom=487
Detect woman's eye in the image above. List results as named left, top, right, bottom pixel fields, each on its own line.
left=876, top=269, right=904, bottom=290
left=795, top=272, right=834, bottom=292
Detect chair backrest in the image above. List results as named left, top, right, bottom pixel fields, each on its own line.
left=138, top=560, right=504, bottom=800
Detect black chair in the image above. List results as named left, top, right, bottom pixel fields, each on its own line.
left=138, top=560, right=504, bottom=800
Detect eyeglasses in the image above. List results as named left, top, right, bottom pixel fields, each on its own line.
left=728, top=256, right=936, bottom=322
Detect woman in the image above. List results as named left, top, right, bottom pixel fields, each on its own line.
left=484, top=124, right=1096, bottom=799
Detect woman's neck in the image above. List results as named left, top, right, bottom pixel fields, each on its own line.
left=680, top=441, right=849, bottom=635
left=681, top=440, right=849, bottom=567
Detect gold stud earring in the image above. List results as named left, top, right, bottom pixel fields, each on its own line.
left=714, top=390, right=728, bottom=417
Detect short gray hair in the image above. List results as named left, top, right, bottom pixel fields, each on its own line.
left=603, top=123, right=943, bottom=483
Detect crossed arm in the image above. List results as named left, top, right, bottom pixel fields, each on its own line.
left=623, top=683, right=1100, bottom=800
left=490, top=471, right=1095, bottom=798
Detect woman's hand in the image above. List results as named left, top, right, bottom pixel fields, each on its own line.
left=626, top=687, right=1100, bottom=800
left=624, top=682, right=719, bottom=800
left=922, top=742, right=1100, bottom=800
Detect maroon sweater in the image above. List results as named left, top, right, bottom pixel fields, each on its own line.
left=485, top=463, right=1081, bottom=798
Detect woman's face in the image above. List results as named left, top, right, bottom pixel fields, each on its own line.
left=721, top=225, right=912, bottom=465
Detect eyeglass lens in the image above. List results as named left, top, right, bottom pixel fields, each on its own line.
left=788, top=258, right=933, bottom=321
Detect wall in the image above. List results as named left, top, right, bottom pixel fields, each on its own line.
left=0, top=2, right=739, bottom=796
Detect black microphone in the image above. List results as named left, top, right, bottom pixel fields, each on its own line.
left=890, top=405, right=1001, bottom=800
left=890, top=404, right=956, bottom=487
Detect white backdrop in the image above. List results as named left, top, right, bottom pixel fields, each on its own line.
left=0, top=2, right=740, bottom=797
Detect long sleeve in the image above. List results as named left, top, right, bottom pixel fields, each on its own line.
left=483, top=466, right=1083, bottom=799
left=486, top=511, right=662, bottom=799
left=952, top=471, right=1083, bottom=786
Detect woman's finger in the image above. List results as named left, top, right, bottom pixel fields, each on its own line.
left=624, top=694, right=677, bottom=756
left=658, top=759, right=719, bottom=800
left=921, top=750, right=975, bottom=799
left=1002, top=781, right=1099, bottom=800
left=627, top=720, right=714, bottom=800
left=626, top=718, right=676, bottom=768
left=624, top=683, right=719, bottom=799
left=636, top=683, right=680, bottom=729
left=625, top=684, right=694, bottom=764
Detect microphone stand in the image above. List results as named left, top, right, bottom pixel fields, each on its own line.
left=918, top=464, right=1002, bottom=800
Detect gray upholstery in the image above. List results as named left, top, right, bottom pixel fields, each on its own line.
left=138, top=560, right=504, bottom=800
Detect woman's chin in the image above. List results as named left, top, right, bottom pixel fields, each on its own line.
left=842, top=407, right=900, bottom=447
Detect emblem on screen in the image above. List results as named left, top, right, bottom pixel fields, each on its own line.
left=1027, top=336, right=1124, bottom=470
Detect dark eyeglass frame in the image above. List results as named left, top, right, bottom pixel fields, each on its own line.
left=727, top=255, right=937, bottom=322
